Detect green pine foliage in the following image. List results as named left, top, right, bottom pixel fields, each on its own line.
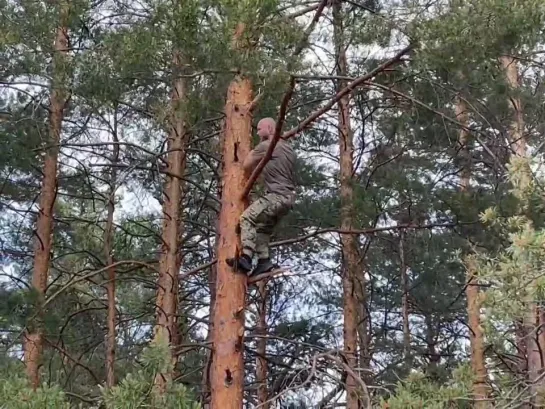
left=3, top=0, right=545, bottom=406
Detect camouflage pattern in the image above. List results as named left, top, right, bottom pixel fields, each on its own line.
left=240, top=192, right=295, bottom=259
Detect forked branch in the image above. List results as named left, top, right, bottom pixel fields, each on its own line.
left=241, top=45, right=412, bottom=198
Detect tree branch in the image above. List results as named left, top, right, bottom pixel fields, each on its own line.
left=241, top=45, right=412, bottom=199
left=365, top=80, right=507, bottom=171
left=282, top=46, right=412, bottom=140
left=241, top=75, right=296, bottom=198
left=241, top=0, right=330, bottom=199
left=180, top=221, right=473, bottom=280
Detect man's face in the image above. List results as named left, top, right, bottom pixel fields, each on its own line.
left=257, top=120, right=272, bottom=140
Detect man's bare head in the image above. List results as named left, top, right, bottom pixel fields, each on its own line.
left=257, top=117, right=276, bottom=140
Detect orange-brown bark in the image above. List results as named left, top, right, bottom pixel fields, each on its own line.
left=153, top=50, right=189, bottom=390
left=499, top=56, right=526, bottom=157
left=333, top=1, right=362, bottom=406
left=456, top=97, right=490, bottom=407
left=256, top=281, right=269, bottom=409
left=202, top=240, right=218, bottom=406
left=209, top=74, right=252, bottom=409
left=24, top=2, right=69, bottom=389
left=500, top=55, right=544, bottom=405
left=105, top=115, right=120, bottom=388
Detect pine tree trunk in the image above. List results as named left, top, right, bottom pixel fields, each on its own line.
left=333, top=1, right=363, bottom=406
left=203, top=130, right=225, bottom=405
left=256, top=281, right=269, bottom=409
left=153, top=50, right=189, bottom=392
left=24, top=2, right=69, bottom=389
left=456, top=97, right=490, bottom=407
left=425, top=315, right=440, bottom=377
left=357, top=294, right=370, bottom=381
left=500, top=55, right=543, bottom=405
left=399, top=232, right=411, bottom=363
left=539, top=309, right=545, bottom=371
left=515, top=321, right=529, bottom=379
left=209, top=71, right=252, bottom=409
left=499, top=56, right=526, bottom=157
left=523, top=304, right=542, bottom=404
left=202, top=241, right=218, bottom=407
left=105, top=111, right=120, bottom=388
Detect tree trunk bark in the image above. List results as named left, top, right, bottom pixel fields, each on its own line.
left=456, top=97, right=490, bottom=407
left=333, top=2, right=363, bottom=407
left=24, top=2, right=69, bottom=389
left=209, top=70, right=252, bottom=409
left=202, top=233, right=219, bottom=407
left=357, top=289, right=370, bottom=383
left=256, top=281, right=269, bottom=409
left=203, top=126, right=225, bottom=405
left=425, top=315, right=440, bottom=378
left=539, top=309, right=545, bottom=371
left=399, top=231, right=411, bottom=363
left=499, top=56, right=526, bottom=157
left=105, top=110, right=120, bottom=388
left=515, top=321, right=529, bottom=381
left=500, top=55, right=543, bottom=405
left=153, top=50, right=189, bottom=392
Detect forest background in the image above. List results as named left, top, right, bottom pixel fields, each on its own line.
left=2, top=0, right=545, bottom=408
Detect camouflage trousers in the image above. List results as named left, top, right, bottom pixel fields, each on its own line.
left=240, top=192, right=295, bottom=260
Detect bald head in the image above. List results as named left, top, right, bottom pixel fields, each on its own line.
left=257, top=117, right=276, bottom=141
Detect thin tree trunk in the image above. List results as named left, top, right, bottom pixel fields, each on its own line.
left=399, top=231, right=411, bottom=363
left=24, top=2, right=69, bottom=389
left=539, top=309, right=545, bottom=370
left=333, top=2, right=362, bottom=407
left=523, top=304, right=542, bottom=403
left=456, top=97, right=490, bottom=407
left=516, top=321, right=529, bottom=381
left=425, top=314, right=440, bottom=378
left=500, top=55, right=543, bottom=405
left=499, top=56, right=526, bottom=157
left=357, top=288, right=370, bottom=382
left=202, top=228, right=219, bottom=406
left=105, top=111, right=120, bottom=388
left=153, top=50, right=189, bottom=392
left=210, top=24, right=253, bottom=407
left=256, top=281, right=269, bottom=409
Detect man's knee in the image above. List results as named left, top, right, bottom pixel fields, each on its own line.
left=241, top=200, right=267, bottom=226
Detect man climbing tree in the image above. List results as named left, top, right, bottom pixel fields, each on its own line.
left=228, top=117, right=296, bottom=276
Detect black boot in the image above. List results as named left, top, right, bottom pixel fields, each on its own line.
left=250, top=258, right=275, bottom=276
left=226, top=254, right=253, bottom=273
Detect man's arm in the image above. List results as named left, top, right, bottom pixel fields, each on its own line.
left=243, top=140, right=269, bottom=174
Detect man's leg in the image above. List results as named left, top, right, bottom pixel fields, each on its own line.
left=228, top=196, right=269, bottom=273
left=251, top=194, right=293, bottom=276
left=252, top=224, right=275, bottom=275
left=255, top=227, right=272, bottom=260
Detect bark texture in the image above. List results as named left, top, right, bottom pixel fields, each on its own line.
left=500, top=56, right=526, bottom=157
left=209, top=74, right=252, bottom=409
left=399, top=232, right=410, bottom=362
left=333, top=1, right=364, bottom=406
left=105, top=113, right=120, bottom=388
left=24, top=2, right=69, bottom=389
left=456, top=97, right=490, bottom=407
left=501, top=55, right=544, bottom=406
left=153, top=50, right=189, bottom=391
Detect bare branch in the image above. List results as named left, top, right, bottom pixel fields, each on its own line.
left=241, top=0, right=331, bottom=198
left=241, top=45, right=412, bottom=198
left=180, top=221, right=473, bottom=279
